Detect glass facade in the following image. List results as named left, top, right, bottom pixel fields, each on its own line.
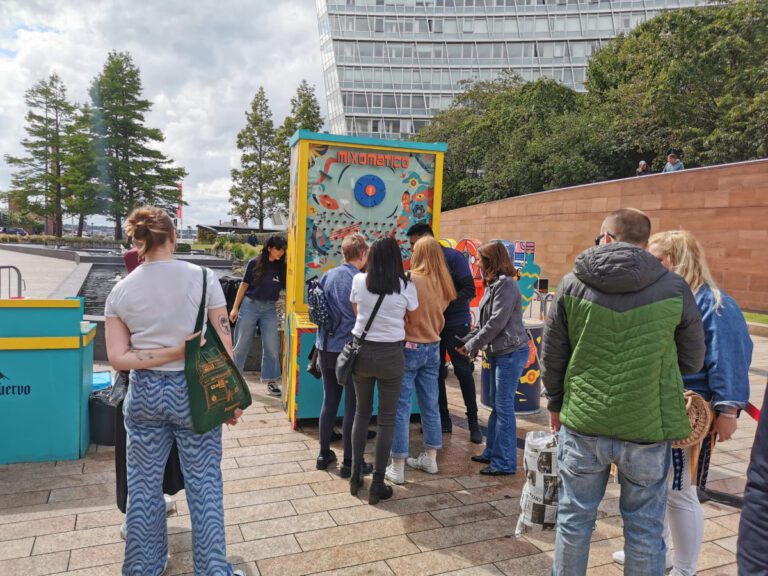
left=317, top=0, right=705, bottom=139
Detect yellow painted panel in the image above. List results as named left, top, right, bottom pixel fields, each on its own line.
left=82, top=330, right=96, bottom=347
left=0, top=336, right=80, bottom=350
left=0, top=299, right=81, bottom=309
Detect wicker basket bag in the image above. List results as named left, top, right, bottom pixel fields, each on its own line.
left=672, top=390, right=715, bottom=449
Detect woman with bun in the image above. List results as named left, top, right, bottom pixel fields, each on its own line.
left=105, top=206, right=244, bottom=576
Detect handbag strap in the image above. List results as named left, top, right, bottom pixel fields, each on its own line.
left=358, top=293, right=385, bottom=342
left=195, top=268, right=207, bottom=333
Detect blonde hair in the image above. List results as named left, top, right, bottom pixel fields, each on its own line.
left=410, top=236, right=457, bottom=303
left=125, top=206, right=175, bottom=258
left=341, top=233, right=368, bottom=262
left=649, top=230, right=722, bottom=309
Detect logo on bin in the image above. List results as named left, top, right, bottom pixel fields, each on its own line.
left=0, top=371, right=31, bottom=396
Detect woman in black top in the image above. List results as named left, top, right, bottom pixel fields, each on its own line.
left=230, top=235, right=287, bottom=396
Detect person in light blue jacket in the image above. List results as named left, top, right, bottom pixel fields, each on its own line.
left=614, top=229, right=753, bottom=576
left=662, top=153, right=685, bottom=172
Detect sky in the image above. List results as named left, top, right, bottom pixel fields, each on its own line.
left=0, top=0, right=326, bottom=229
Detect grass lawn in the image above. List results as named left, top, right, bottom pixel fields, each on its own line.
left=744, top=311, right=768, bottom=325
left=191, top=243, right=214, bottom=250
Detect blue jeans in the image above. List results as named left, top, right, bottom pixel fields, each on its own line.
left=480, top=347, right=528, bottom=473
left=123, top=370, right=234, bottom=576
left=232, top=297, right=280, bottom=380
left=391, top=342, right=442, bottom=459
left=553, top=426, right=671, bottom=576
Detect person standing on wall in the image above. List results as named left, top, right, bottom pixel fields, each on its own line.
left=406, top=224, right=482, bottom=444
left=229, top=236, right=287, bottom=397
left=105, top=206, right=245, bottom=576
left=541, top=208, right=706, bottom=576
left=457, top=242, right=529, bottom=476
left=316, top=234, right=374, bottom=479
left=611, top=230, right=752, bottom=576
left=349, top=237, right=419, bottom=504
left=387, top=236, right=456, bottom=485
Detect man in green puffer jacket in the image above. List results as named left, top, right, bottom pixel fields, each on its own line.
left=542, top=208, right=705, bottom=576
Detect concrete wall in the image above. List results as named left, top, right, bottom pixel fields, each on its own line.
left=440, top=159, right=768, bottom=312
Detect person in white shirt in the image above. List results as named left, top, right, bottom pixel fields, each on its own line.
left=348, top=236, right=418, bottom=504
left=105, top=206, right=244, bottom=576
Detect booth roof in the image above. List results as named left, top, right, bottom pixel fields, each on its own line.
left=288, top=129, right=448, bottom=153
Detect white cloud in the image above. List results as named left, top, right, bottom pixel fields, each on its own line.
left=0, top=0, right=326, bottom=227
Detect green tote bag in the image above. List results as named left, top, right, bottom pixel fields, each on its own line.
left=185, top=268, right=252, bottom=434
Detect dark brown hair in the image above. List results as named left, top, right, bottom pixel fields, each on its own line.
left=478, top=242, right=516, bottom=285
left=604, top=208, right=652, bottom=246
left=124, top=206, right=175, bottom=258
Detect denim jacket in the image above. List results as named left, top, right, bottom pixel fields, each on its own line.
left=464, top=275, right=528, bottom=357
left=683, top=285, right=753, bottom=409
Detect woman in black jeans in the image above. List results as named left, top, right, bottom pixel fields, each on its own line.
left=349, top=237, right=419, bottom=504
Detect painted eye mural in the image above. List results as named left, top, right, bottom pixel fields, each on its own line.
left=303, top=144, right=437, bottom=296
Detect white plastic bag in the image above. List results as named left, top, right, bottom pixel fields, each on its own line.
left=515, top=430, right=560, bottom=537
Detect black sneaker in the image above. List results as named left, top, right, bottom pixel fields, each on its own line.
left=441, top=417, right=453, bottom=433
left=339, top=461, right=373, bottom=478
left=266, top=381, right=282, bottom=397
left=367, top=430, right=377, bottom=440
left=316, top=450, right=337, bottom=470
left=330, top=430, right=343, bottom=443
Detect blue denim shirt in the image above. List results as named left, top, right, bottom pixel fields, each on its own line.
left=316, top=263, right=359, bottom=353
left=683, top=285, right=753, bottom=409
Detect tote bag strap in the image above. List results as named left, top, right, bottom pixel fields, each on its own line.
left=359, top=293, right=385, bottom=342
left=194, top=268, right=207, bottom=334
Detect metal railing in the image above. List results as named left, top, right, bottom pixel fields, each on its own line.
left=0, top=266, right=25, bottom=299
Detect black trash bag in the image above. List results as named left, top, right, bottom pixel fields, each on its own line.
left=114, top=371, right=185, bottom=514
left=90, top=387, right=118, bottom=446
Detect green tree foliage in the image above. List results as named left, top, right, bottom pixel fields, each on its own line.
left=422, top=0, right=768, bottom=208
left=62, top=105, right=104, bottom=237
left=273, top=80, right=324, bottom=208
left=90, top=51, right=186, bottom=239
left=5, top=73, right=75, bottom=237
left=230, top=87, right=280, bottom=231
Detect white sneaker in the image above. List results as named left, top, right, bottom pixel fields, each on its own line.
left=385, top=463, right=405, bottom=485
left=612, top=550, right=673, bottom=570
left=233, top=571, right=245, bottom=576
left=266, top=381, right=282, bottom=396
left=164, top=494, right=175, bottom=514
left=406, top=452, right=438, bottom=474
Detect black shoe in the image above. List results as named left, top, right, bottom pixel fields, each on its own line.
left=441, top=416, right=453, bottom=434
left=316, top=450, right=337, bottom=470
left=368, top=473, right=393, bottom=505
left=467, top=412, right=483, bottom=444
left=479, top=465, right=515, bottom=476
left=471, top=455, right=491, bottom=464
left=339, top=460, right=372, bottom=478
left=330, top=430, right=343, bottom=443
left=367, top=430, right=377, bottom=440
left=349, top=462, right=365, bottom=496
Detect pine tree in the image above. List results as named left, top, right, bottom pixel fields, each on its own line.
left=62, top=105, right=104, bottom=237
left=273, top=81, right=324, bottom=208
left=229, top=87, right=280, bottom=232
left=90, top=51, right=186, bottom=239
left=5, top=73, right=75, bottom=237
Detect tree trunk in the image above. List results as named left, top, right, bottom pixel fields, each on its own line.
left=77, top=214, right=85, bottom=237
left=114, top=214, right=122, bottom=241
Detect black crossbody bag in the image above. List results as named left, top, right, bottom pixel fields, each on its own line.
left=335, top=293, right=385, bottom=386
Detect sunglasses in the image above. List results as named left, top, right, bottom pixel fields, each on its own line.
left=594, top=232, right=617, bottom=246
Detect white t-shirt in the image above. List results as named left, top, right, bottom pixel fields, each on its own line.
left=105, top=260, right=227, bottom=371
left=349, top=273, right=418, bottom=342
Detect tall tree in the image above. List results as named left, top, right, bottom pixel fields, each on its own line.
left=90, top=51, right=186, bottom=239
left=62, top=105, right=104, bottom=237
left=273, top=81, right=324, bottom=208
left=230, top=87, right=280, bottom=231
left=5, top=73, right=75, bottom=237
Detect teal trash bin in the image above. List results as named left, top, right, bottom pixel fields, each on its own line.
left=480, top=318, right=543, bottom=415
left=0, top=298, right=93, bottom=464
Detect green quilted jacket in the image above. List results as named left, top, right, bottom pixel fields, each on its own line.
left=541, top=243, right=705, bottom=442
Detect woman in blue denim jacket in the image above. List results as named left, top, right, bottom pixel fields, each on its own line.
left=459, top=242, right=529, bottom=476
left=613, top=230, right=753, bottom=576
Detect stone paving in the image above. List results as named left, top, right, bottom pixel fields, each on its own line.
left=0, top=334, right=764, bottom=576
left=0, top=248, right=76, bottom=298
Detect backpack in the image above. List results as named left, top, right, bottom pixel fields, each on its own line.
left=307, top=277, right=335, bottom=332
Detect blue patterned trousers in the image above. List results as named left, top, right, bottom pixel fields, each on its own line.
left=123, top=370, right=234, bottom=576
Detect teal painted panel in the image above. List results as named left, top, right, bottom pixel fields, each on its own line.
left=289, top=129, right=448, bottom=152
left=79, top=340, right=94, bottom=456
left=0, top=349, right=83, bottom=464
left=0, top=298, right=84, bottom=338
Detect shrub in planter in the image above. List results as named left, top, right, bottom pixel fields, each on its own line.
left=176, top=242, right=192, bottom=253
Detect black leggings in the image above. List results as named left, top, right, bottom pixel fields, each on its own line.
left=318, top=350, right=357, bottom=463
left=351, top=341, right=404, bottom=474
left=438, top=323, right=479, bottom=419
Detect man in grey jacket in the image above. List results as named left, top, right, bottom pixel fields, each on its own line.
left=541, top=208, right=705, bottom=576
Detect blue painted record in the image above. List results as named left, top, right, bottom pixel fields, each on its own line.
left=354, top=174, right=386, bottom=208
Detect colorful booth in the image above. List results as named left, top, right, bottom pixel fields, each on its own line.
left=0, top=298, right=95, bottom=464
left=283, top=130, right=447, bottom=425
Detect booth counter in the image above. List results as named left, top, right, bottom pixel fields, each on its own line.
left=0, top=298, right=94, bottom=464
